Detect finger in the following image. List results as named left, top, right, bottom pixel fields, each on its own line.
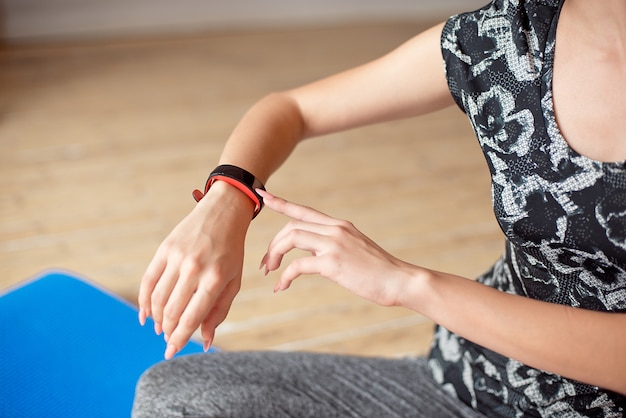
left=257, top=189, right=337, bottom=225
left=150, top=262, right=180, bottom=334
left=275, top=256, right=322, bottom=292
left=160, top=261, right=201, bottom=337
left=165, top=279, right=224, bottom=359
left=269, top=218, right=336, bottom=246
left=137, top=253, right=167, bottom=325
left=264, top=228, right=329, bottom=272
left=261, top=221, right=334, bottom=272
left=200, top=277, right=241, bottom=351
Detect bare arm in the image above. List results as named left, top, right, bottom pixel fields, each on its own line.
left=260, top=191, right=626, bottom=396
left=138, top=22, right=454, bottom=358
left=218, top=22, right=453, bottom=182
left=412, top=270, right=626, bottom=396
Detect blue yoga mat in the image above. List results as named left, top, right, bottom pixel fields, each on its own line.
left=0, top=270, right=210, bottom=418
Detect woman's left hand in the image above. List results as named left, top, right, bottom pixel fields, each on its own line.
left=258, top=189, right=416, bottom=306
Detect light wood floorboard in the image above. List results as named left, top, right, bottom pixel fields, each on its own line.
left=0, top=21, right=504, bottom=357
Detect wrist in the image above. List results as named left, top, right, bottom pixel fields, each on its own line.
left=193, top=164, right=266, bottom=219
left=394, top=265, right=436, bottom=312
left=196, top=181, right=257, bottom=222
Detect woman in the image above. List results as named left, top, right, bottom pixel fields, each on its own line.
left=133, top=0, right=626, bottom=416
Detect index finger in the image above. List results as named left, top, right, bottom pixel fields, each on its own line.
left=256, top=189, right=338, bottom=225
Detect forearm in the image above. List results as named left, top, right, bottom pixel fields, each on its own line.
left=402, top=268, right=626, bottom=395
left=218, top=92, right=305, bottom=184
left=191, top=93, right=306, bottom=223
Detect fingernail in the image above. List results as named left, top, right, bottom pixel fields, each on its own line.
left=164, top=333, right=170, bottom=343
left=165, top=344, right=177, bottom=360
left=154, top=322, right=162, bottom=336
left=259, top=254, right=266, bottom=270
left=138, top=308, right=146, bottom=326
left=203, top=339, right=212, bottom=352
left=256, top=188, right=273, bottom=199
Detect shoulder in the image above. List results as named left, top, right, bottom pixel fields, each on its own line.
left=441, top=0, right=563, bottom=108
left=442, top=0, right=562, bottom=58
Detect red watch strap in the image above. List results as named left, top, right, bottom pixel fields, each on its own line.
left=192, top=165, right=265, bottom=219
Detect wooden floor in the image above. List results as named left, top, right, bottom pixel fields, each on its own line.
left=0, top=21, right=504, bottom=357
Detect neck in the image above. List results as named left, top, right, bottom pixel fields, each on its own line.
left=564, top=0, right=626, bottom=53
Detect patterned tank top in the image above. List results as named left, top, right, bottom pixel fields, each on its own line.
left=428, top=0, right=626, bottom=416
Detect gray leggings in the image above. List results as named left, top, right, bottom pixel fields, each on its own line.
left=132, top=351, right=485, bottom=418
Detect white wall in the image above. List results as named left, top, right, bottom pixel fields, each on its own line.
left=2, top=0, right=486, bottom=42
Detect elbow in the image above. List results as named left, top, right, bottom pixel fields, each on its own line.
left=604, top=352, right=626, bottom=396
left=262, top=92, right=309, bottom=139
left=613, top=377, right=626, bottom=397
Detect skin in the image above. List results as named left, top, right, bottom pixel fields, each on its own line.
left=552, top=0, right=626, bottom=163
left=138, top=0, right=626, bottom=398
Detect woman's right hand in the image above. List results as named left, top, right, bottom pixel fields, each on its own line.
left=138, top=181, right=255, bottom=359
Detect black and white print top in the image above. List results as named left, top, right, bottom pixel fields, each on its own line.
left=428, top=0, right=626, bottom=416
